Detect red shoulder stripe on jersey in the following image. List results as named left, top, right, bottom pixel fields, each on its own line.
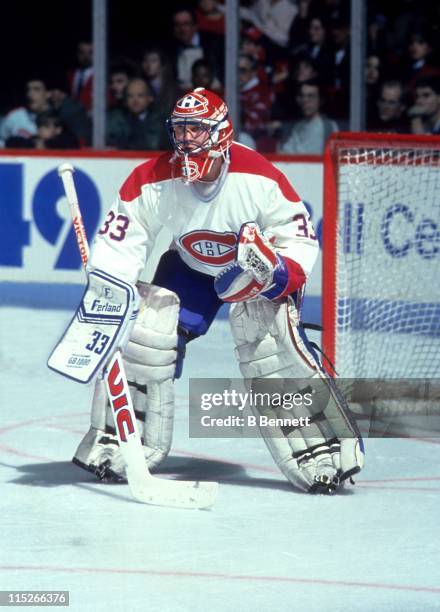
left=119, top=152, right=174, bottom=201
left=229, top=143, right=301, bottom=203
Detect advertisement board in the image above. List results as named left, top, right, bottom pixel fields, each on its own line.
left=0, top=152, right=323, bottom=315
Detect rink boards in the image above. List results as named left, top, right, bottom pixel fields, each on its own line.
left=0, top=152, right=323, bottom=313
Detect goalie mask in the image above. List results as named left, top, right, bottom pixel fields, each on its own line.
left=167, top=88, right=234, bottom=182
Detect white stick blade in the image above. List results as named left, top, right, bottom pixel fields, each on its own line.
left=127, top=473, right=218, bottom=510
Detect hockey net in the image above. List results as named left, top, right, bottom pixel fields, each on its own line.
left=321, top=133, right=440, bottom=421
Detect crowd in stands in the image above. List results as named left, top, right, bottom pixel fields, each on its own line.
left=1, top=0, right=439, bottom=154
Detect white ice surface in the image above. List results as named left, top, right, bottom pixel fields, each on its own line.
left=0, top=308, right=439, bottom=612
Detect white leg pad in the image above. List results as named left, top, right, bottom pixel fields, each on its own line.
left=73, top=283, right=179, bottom=481
left=230, top=297, right=364, bottom=493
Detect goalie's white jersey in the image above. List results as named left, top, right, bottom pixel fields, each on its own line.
left=90, top=142, right=319, bottom=284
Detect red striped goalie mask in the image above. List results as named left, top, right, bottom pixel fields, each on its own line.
left=167, top=88, right=234, bottom=182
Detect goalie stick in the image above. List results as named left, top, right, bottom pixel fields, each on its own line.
left=57, top=163, right=218, bottom=509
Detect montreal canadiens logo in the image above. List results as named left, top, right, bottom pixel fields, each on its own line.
left=174, top=92, right=209, bottom=117
left=180, top=230, right=237, bottom=266
left=182, top=160, right=201, bottom=180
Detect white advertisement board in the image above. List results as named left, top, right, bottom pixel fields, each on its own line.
left=0, top=153, right=324, bottom=303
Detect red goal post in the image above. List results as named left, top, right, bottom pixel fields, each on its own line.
left=321, top=132, right=440, bottom=380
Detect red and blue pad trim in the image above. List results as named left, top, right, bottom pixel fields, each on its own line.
left=262, top=255, right=306, bottom=300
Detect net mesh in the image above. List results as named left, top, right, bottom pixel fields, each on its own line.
left=333, top=141, right=440, bottom=378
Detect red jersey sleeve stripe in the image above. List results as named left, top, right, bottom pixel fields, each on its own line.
left=119, top=153, right=174, bottom=201
left=229, top=143, right=302, bottom=203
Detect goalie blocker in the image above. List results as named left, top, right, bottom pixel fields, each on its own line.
left=48, top=269, right=138, bottom=383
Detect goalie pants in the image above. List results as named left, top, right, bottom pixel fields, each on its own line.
left=152, top=250, right=313, bottom=378
left=152, top=250, right=224, bottom=377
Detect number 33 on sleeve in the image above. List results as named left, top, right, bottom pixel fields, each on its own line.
left=98, top=211, right=130, bottom=242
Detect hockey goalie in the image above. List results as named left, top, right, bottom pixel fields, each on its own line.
left=69, top=88, right=364, bottom=494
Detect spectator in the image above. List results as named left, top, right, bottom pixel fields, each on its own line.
left=294, top=55, right=319, bottom=84
left=141, top=48, right=180, bottom=116
left=240, top=0, right=298, bottom=63
left=195, top=0, right=225, bottom=36
left=240, top=31, right=270, bottom=83
left=368, top=80, right=409, bottom=133
left=168, top=8, right=223, bottom=92
left=195, top=0, right=225, bottom=79
left=386, top=0, right=431, bottom=63
left=400, top=28, right=440, bottom=95
left=6, top=111, right=79, bottom=149
left=272, top=54, right=319, bottom=121
left=34, top=112, right=78, bottom=149
left=272, top=13, right=324, bottom=100
left=327, top=17, right=350, bottom=125
left=107, top=77, right=170, bottom=150
left=169, top=8, right=204, bottom=91
left=288, top=0, right=314, bottom=56
left=408, top=76, right=440, bottom=135
left=191, top=59, right=223, bottom=95
left=278, top=79, right=338, bottom=154
left=306, top=16, right=333, bottom=73
left=367, top=12, right=388, bottom=58
left=109, top=61, right=137, bottom=111
left=365, top=54, right=381, bottom=87
left=67, top=41, right=93, bottom=112
left=365, top=54, right=382, bottom=123
left=0, top=77, right=89, bottom=147
left=49, top=86, right=91, bottom=145
left=239, top=53, right=274, bottom=150
left=0, top=79, right=45, bottom=146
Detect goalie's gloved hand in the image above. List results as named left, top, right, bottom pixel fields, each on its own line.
left=214, top=255, right=288, bottom=302
left=214, top=222, right=300, bottom=303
